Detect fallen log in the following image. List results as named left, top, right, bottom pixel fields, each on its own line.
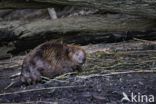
left=0, top=14, right=156, bottom=54
left=0, top=14, right=155, bottom=40
left=0, top=0, right=156, bottom=19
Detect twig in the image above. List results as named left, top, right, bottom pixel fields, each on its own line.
left=41, top=76, right=51, bottom=81
left=10, top=72, right=21, bottom=78
left=79, top=70, right=156, bottom=79
left=103, top=60, right=156, bottom=69
left=102, top=70, right=156, bottom=76
left=0, top=85, right=85, bottom=96
left=54, top=72, right=77, bottom=79
left=133, top=38, right=156, bottom=44
left=5, top=82, right=15, bottom=90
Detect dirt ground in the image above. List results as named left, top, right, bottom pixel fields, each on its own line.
left=0, top=40, right=156, bottom=103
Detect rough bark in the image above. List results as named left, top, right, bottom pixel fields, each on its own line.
left=1, top=14, right=156, bottom=40
left=0, top=0, right=156, bottom=19
left=0, top=1, right=55, bottom=9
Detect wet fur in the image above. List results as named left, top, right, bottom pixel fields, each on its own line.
left=20, top=41, right=86, bottom=84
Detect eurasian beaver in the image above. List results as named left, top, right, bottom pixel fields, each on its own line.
left=20, top=41, right=86, bottom=84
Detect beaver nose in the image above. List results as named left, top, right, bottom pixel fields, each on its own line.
left=79, top=57, right=86, bottom=64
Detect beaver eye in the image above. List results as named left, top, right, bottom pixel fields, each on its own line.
left=74, top=53, right=78, bottom=56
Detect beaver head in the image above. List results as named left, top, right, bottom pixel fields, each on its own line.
left=67, top=45, right=86, bottom=65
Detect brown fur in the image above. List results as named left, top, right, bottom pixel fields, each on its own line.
left=20, top=41, right=86, bottom=84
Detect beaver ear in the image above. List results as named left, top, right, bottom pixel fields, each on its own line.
left=64, top=45, right=71, bottom=54
left=67, top=47, right=73, bottom=54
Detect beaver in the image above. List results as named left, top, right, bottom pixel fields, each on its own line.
left=20, top=41, right=86, bottom=84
